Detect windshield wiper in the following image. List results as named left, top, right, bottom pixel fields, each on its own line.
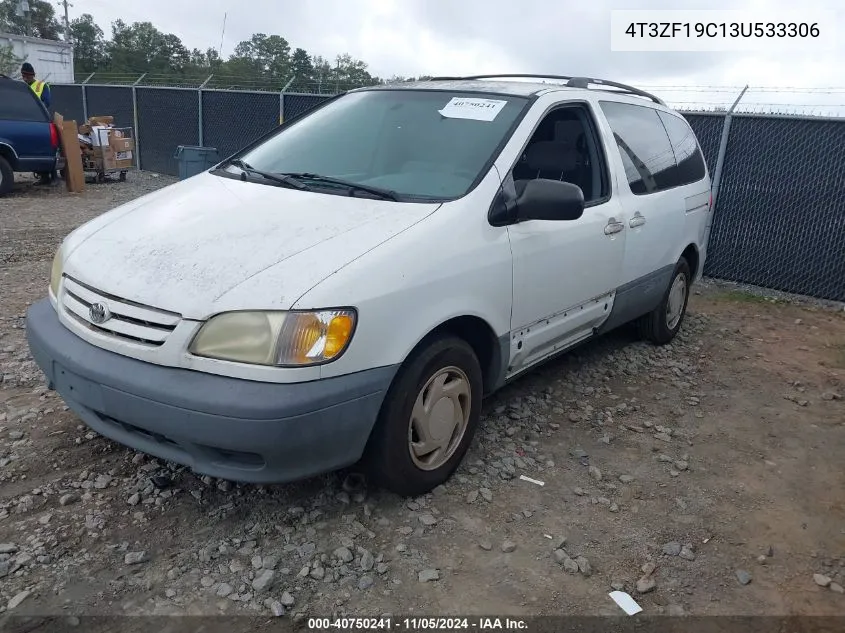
left=277, top=172, right=399, bottom=201
left=228, top=159, right=311, bottom=190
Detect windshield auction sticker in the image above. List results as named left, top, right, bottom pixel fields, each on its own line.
left=438, top=97, right=508, bottom=121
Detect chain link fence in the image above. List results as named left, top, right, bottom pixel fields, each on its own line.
left=47, top=84, right=844, bottom=302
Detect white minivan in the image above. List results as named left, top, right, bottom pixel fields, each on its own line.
left=27, top=75, right=711, bottom=496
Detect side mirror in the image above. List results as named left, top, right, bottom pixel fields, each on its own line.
left=515, top=179, right=585, bottom=222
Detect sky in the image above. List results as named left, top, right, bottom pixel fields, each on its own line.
left=75, top=0, right=845, bottom=114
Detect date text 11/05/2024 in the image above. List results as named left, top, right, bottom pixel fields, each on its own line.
left=624, top=22, right=820, bottom=38
left=307, top=617, right=529, bottom=631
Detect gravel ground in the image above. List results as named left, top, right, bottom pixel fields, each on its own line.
left=1, top=172, right=844, bottom=624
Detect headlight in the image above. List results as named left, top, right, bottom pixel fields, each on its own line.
left=189, top=309, right=356, bottom=367
left=50, top=245, right=64, bottom=298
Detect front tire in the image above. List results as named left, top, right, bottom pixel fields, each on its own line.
left=637, top=257, right=691, bottom=345
left=365, top=335, right=483, bottom=497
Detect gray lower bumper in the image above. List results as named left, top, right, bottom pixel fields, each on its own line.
left=26, top=299, right=397, bottom=483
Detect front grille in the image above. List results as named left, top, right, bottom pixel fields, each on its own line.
left=61, top=276, right=181, bottom=346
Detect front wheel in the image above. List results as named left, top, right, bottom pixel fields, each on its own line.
left=0, top=155, right=13, bottom=195
left=364, top=335, right=483, bottom=497
left=637, top=257, right=691, bottom=345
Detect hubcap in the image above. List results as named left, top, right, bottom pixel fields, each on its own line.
left=666, top=272, right=688, bottom=330
left=408, top=366, right=471, bottom=471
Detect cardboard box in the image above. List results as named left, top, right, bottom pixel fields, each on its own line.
left=109, top=134, right=135, bottom=153
left=88, top=115, right=114, bottom=126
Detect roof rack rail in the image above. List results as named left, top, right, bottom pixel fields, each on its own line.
left=427, top=74, right=666, bottom=106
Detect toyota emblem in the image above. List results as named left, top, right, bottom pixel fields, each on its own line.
left=89, top=302, right=111, bottom=324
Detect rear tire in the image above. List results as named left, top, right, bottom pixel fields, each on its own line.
left=0, top=155, right=13, bottom=195
left=637, top=257, right=691, bottom=345
left=364, top=335, right=483, bottom=497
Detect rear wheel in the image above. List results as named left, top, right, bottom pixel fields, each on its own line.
left=365, top=335, right=482, bottom=497
left=0, top=155, right=13, bottom=195
left=637, top=257, right=691, bottom=345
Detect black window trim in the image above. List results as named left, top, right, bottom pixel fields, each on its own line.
left=507, top=99, right=612, bottom=206
left=598, top=98, right=708, bottom=196
left=212, top=88, right=535, bottom=204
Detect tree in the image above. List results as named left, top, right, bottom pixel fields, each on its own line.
left=229, top=33, right=291, bottom=81
left=0, top=0, right=62, bottom=39
left=0, top=42, right=22, bottom=75
left=70, top=13, right=105, bottom=74
left=288, top=47, right=313, bottom=87
left=107, top=20, right=190, bottom=76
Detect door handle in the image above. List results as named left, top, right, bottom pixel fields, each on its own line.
left=629, top=212, right=646, bottom=228
left=604, top=218, right=624, bottom=235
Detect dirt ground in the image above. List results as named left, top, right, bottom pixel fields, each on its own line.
left=1, top=173, right=844, bottom=624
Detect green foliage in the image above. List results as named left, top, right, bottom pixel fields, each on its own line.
left=2, top=1, right=439, bottom=91
left=0, top=41, right=22, bottom=75
left=0, top=0, right=62, bottom=39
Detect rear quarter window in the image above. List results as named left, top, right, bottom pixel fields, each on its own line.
left=0, top=80, right=49, bottom=122
left=657, top=110, right=707, bottom=187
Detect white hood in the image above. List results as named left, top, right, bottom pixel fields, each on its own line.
left=63, top=172, right=438, bottom=319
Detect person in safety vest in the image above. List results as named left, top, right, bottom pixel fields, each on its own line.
left=21, top=63, right=51, bottom=109
left=21, top=63, right=56, bottom=184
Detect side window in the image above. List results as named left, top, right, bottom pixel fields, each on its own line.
left=0, top=81, right=48, bottom=122
left=511, top=105, right=609, bottom=204
left=657, top=110, right=707, bottom=186
left=599, top=101, right=676, bottom=195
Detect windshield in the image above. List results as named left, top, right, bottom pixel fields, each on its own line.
left=235, top=89, right=528, bottom=200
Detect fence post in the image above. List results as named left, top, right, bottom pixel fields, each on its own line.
left=703, top=85, right=748, bottom=254
left=81, top=72, right=95, bottom=121
left=279, top=75, right=295, bottom=124
left=131, top=73, right=147, bottom=171
left=198, top=75, right=213, bottom=146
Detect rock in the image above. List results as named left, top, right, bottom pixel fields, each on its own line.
left=619, top=475, right=634, bottom=483
left=813, top=574, right=832, bottom=588
left=377, top=562, right=389, bottom=575
left=563, top=558, right=579, bottom=574
left=636, top=576, right=656, bottom=594
left=466, top=490, right=478, bottom=504
left=334, top=547, right=353, bottom=563
left=736, top=570, right=753, bottom=585
left=663, top=542, right=682, bottom=557
left=501, top=540, right=517, bottom=553
left=478, top=541, right=492, bottom=551
left=419, top=569, right=440, bottom=582
left=124, top=551, right=147, bottom=565
left=264, top=599, right=285, bottom=617
left=609, top=503, right=620, bottom=513
left=0, top=543, right=18, bottom=554
left=93, top=474, right=112, bottom=489
left=554, top=536, right=567, bottom=550
left=59, top=493, right=79, bottom=506
left=654, top=432, right=672, bottom=442
left=573, top=487, right=587, bottom=496
left=610, top=580, right=625, bottom=591
left=757, top=555, right=768, bottom=565
left=309, top=566, right=325, bottom=581
left=252, top=569, right=275, bottom=592
left=419, top=513, right=437, bottom=527
left=553, top=549, right=568, bottom=564
left=229, top=559, right=245, bottom=574
left=165, top=588, right=176, bottom=598
left=8, top=430, right=24, bottom=440
left=641, top=561, right=656, bottom=576
left=830, top=583, right=844, bottom=594
left=358, top=575, right=375, bottom=590
left=280, top=591, right=295, bottom=607
left=679, top=545, right=696, bottom=561
left=127, top=493, right=140, bottom=506
left=262, top=555, right=279, bottom=570
left=201, top=576, right=215, bottom=588
left=360, top=550, right=375, bottom=571
left=575, top=556, right=592, bottom=576
left=7, top=590, right=31, bottom=610
left=217, top=583, right=234, bottom=597
left=480, top=488, right=493, bottom=502
left=674, top=460, right=689, bottom=471
left=251, top=555, right=263, bottom=569
left=588, top=466, right=602, bottom=481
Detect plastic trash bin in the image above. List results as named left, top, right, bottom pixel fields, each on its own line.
left=173, top=145, right=220, bottom=180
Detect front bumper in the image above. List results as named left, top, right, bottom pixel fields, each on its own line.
left=26, top=299, right=397, bottom=483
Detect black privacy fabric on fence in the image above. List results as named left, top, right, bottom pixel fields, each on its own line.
left=49, top=84, right=84, bottom=123
left=202, top=90, right=280, bottom=160
left=702, top=115, right=845, bottom=302
left=136, top=87, right=200, bottom=176
left=43, top=84, right=845, bottom=302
